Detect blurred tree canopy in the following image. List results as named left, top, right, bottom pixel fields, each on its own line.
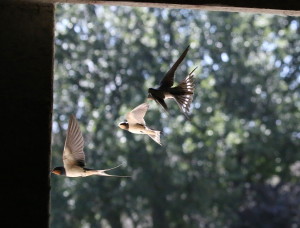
left=51, top=4, right=300, bottom=228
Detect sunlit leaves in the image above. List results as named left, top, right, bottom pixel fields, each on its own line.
left=52, top=4, right=300, bottom=228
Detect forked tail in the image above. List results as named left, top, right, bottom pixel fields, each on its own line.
left=170, top=67, right=196, bottom=118
left=97, top=163, right=131, bottom=178
left=147, top=130, right=162, bottom=146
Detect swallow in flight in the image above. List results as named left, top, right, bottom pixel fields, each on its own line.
left=118, top=103, right=161, bottom=145
left=52, top=115, right=129, bottom=178
left=148, top=45, right=197, bottom=118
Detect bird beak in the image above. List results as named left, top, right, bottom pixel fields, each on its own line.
left=51, top=170, right=60, bottom=175
left=147, top=93, right=153, bottom=100
left=118, top=123, right=126, bottom=130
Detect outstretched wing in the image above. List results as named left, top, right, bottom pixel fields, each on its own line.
left=159, top=45, right=190, bottom=89
left=63, top=115, right=85, bottom=168
left=153, top=96, right=169, bottom=113
left=126, top=103, right=149, bottom=125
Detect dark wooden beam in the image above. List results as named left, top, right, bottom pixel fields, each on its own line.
left=15, top=0, right=300, bottom=16
left=0, top=2, right=54, bottom=227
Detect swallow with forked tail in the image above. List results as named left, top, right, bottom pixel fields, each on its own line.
left=118, top=103, right=161, bottom=145
left=51, top=115, right=130, bottom=178
left=148, top=45, right=197, bottom=118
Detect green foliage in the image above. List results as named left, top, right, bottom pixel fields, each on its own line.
left=51, top=4, right=300, bottom=228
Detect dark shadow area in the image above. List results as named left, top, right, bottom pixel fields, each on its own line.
left=0, top=2, right=54, bottom=227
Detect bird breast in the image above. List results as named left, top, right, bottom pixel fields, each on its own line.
left=65, top=165, right=88, bottom=177
left=155, top=89, right=173, bottom=99
left=164, top=92, right=173, bottom=99
left=128, top=124, right=149, bottom=134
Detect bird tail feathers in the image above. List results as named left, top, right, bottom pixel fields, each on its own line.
left=148, top=130, right=162, bottom=146
left=170, top=68, right=196, bottom=118
left=96, top=163, right=131, bottom=178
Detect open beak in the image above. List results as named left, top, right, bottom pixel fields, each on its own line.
left=118, top=123, right=126, bottom=130
left=51, top=170, right=60, bottom=175
left=147, top=93, right=154, bottom=100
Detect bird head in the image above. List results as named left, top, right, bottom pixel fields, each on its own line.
left=118, top=122, right=129, bottom=130
left=147, top=88, right=154, bottom=100
left=51, top=167, right=66, bottom=176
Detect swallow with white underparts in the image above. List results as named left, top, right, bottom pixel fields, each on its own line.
left=118, top=103, right=161, bottom=145
left=148, top=45, right=197, bottom=119
left=51, top=115, right=130, bottom=178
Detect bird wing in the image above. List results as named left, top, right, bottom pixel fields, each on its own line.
left=126, top=103, right=149, bottom=125
left=153, top=96, right=169, bottom=113
left=159, top=45, right=190, bottom=89
left=63, top=115, right=85, bottom=168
